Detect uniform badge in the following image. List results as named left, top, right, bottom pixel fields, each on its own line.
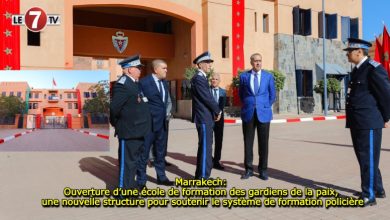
left=369, top=60, right=380, bottom=68
left=117, top=76, right=126, bottom=84
left=112, top=31, right=128, bottom=54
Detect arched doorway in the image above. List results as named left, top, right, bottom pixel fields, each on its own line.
left=65, top=0, right=203, bottom=103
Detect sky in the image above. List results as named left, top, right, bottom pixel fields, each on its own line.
left=0, top=70, right=109, bottom=89
left=363, top=0, right=390, bottom=41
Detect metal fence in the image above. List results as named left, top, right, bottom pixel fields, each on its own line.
left=90, top=114, right=109, bottom=124
left=0, top=116, right=15, bottom=125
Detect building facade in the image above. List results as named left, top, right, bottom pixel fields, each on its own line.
left=0, top=81, right=97, bottom=117
left=17, top=0, right=362, bottom=114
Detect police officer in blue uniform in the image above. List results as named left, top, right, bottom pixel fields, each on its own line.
left=110, top=54, right=151, bottom=191
left=344, top=38, right=390, bottom=206
left=191, top=51, right=222, bottom=179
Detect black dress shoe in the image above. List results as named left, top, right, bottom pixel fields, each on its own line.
left=241, top=171, right=253, bottom=179
left=165, top=161, right=173, bottom=166
left=259, top=170, right=269, bottom=181
left=138, top=184, right=147, bottom=191
left=354, top=190, right=386, bottom=199
left=361, top=197, right=376, bottom=207
left=148, top=160, right=155, bottom=168
left=376, top=190, right=386, bottom=198
left=213, top=163, right=225, bottom=170
left=157, top=179, right=174, bottom=186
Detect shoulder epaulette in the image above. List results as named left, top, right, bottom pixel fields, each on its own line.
left=369, top=60, right=381, bottom=68
left=117, top=76, right=126, bottom=84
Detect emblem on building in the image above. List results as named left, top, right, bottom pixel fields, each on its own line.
left=112, top=31, right=128, bottom=54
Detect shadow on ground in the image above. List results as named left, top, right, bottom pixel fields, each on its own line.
left=168, top=151, right=358, bottom=197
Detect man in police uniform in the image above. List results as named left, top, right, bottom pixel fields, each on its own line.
left=110, top=54, right=151, bottom=191
left=344, top=38, right=390, bottom=206
left=191, top=51, right=222, bottom=179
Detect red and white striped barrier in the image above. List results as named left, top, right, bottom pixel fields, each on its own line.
left=73, top=129, right=109, bottom=140
left=224, top=115, right=346, bottom=124
left=0, top=130, right=34, bottom=144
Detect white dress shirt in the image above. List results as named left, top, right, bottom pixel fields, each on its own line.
left=250, top=69, right=262, bottom=94
left=152, top=74, right=165, bottom=103
left=356, top=56, right=368, bottom=69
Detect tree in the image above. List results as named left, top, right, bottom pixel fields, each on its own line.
left=83, top=80, right=109, bottom=114
left=314, top=78, right=341, bottom=111
left=0, top=96, right=25, bottom=117
left=182, top=67, right=214, bottom=99
left=232, top=69, right=286, bottom=91
left=314, top=78, right=341, bottom=94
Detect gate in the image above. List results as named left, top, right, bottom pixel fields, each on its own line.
left=42, top=116, right=68, bottom=129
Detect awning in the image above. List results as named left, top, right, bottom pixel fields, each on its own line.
left=316, top=63, right=348, bottom=75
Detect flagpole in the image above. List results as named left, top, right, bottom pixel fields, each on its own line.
left=322, top=0, right=328, bottom=116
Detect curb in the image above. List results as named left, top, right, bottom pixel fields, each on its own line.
left=73, top=129, right=109, bottom=140
left=0, top=129, right=35, bottom=144
left=224, top=115, right=346, bottom=124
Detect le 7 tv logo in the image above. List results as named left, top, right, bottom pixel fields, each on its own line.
left=12, top=7, right=60, bottom=32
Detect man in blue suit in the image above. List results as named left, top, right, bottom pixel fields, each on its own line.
left=191, top=51, right=222, bottom=179
left=210, top=72, right=227, bottom=170
left=239, top=53, right=276, bottom=180
left=138, top=59, right=173, bottom=188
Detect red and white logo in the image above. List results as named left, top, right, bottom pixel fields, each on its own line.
left=12, top=7, right=60, bottom=32
left=24, top=7, right=47, bottom=32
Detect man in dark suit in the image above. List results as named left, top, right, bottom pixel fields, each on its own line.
left=344, top=38, right=390, bottom=206
left=210, top=72, right=226, bottom=170
left=148, top=93, right=173, bottom=167
left=191, top=51, right=222, bottom=179
left=239, top=53, right=276, bottom=181
left=137, top=59, right=173, bottom=187
left=110, top=54, right=151, bottom=191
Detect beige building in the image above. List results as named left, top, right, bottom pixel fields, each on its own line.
left=0, top=81, right=96, bottom=118
left=17, top=0, right=362, bottom=114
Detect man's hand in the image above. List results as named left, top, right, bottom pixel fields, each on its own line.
left=215, top=111, right=222, bottom=121
left=385, top=121, right=390, bottom=128
left=166, top=113, right=172, bottom=121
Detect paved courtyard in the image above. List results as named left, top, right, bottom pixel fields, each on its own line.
left=1, top=118, right=390, bottom=219
left=0, top=129, right=109, bottom=151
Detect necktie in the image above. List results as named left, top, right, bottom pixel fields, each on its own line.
left=254, top=73, right=259, bottom=94
left=213, top=89, right=218, bottom=103
left=135, top=81, right=143, bottom=98
left=158, top=80, right=164, bottom=102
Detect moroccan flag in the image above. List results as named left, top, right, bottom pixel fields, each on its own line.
left=52, top=78, right=57, bottom=87
left=382, top=26, right=390, bottom=76
left=0, top=0, right=20, bottom=70
left=232, top=0, right=245, bottom=105
left=374, top=37, right=383, bottom=63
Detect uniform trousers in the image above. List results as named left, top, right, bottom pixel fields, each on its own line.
left=350, top=128, right=384, bottom=199
left=195, top=123, right=214, bottom=179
